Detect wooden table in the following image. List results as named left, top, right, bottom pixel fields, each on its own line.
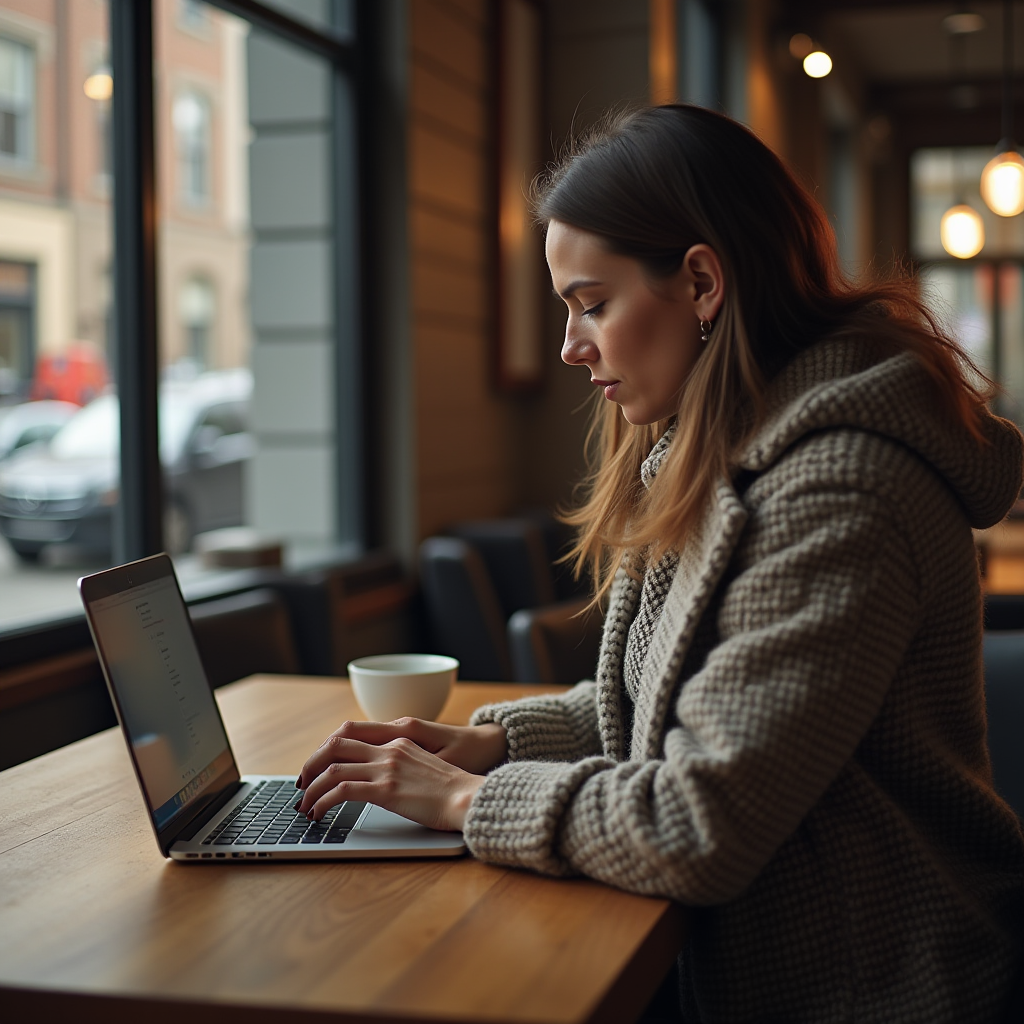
left=0, top=676, right=684, bottom=1024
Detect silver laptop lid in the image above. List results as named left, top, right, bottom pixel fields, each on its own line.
left=79, top=554, right=242, bottom=855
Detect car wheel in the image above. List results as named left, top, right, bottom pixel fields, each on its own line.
left=9, top=540, right=43, bottom=564
left=163, top=501, right=193, bottom=555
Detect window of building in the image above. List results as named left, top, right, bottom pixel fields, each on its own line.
left=0, top=260, right=35, bottom=398
left=178, top=276, right=215, bottom=370
left=0, top=35, right=33, bottom=163
left=174, top=90, right=212, bottom=206
left=912, top=147, right=1024, bottom=429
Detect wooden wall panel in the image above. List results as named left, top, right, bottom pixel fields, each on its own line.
left=411, top=206, right=486, bottom=266
left=410, top=124, right=487, bottom=215
left=411, top=61, right=486, bottom=141
left=409, top=0, right=521, bottom=542
left=412, top=260, right=486, bottom=323
left=411, top=0, right=487, bottom=88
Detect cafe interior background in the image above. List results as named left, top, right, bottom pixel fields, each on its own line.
left=1, top=0, right=1024, bottom=766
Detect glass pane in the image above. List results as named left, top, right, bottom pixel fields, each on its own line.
left=258, top=0, right=354, bottom=40
left=997, top=265, right=1024, bottom=428
left=154, top=0, right=356, bottom=579
left=0, top=1, right=119, bottom=627
left=919, top=263, right=994, bottom=379
left=911, top=147, right=1024, bottom=260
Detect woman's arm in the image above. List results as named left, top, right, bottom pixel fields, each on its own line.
left=294, top=678, right=604, bottom=827
left=468, top=679, right=603, bottom=762
left=463, top=444, right=927, bottom=899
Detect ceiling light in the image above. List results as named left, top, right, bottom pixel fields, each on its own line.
left=803, top=50, right=832, bottom=79
left=84, top=67, right=112, bottom=101
left=940, top=204, right=985, bottom=258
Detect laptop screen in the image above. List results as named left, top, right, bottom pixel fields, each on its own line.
left=85, top=567, right=234, bottom=830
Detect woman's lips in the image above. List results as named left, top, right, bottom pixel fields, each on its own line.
left=592, top=379, right=620, bottom=400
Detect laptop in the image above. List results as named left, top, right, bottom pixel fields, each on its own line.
left=79, top=553, right=466, bottom=862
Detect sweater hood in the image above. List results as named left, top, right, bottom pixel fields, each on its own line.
left=734, top=337, right=1023, bottom=529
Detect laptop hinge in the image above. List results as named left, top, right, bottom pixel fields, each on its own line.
left=169, top=780, right=248, bottom=844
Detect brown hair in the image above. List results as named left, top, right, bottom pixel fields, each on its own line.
left=534, top=105, right=990, bottom=603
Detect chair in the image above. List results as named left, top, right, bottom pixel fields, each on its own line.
left=418, top=536, right=512, bottom=681
left=983, top=630, right=1024, bottom=819
left=419, top=520, right=603, bottom=684
left=448, top=518, right=556, bottom=618
left=189, top=588, right=300, bottom=689
left=263, top=551, right=416, bottom=675
left=507, top=598, right=604, bottom=685
left=984, top=593, right=1024, bottom=631
left=0, top=646, right=115, bottom=771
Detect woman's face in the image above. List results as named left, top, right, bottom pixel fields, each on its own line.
left=546, top=220, right=707, bottom=426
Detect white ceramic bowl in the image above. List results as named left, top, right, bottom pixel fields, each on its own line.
left=347, top=654, right=458, bottom=722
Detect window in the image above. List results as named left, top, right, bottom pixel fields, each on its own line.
left=0, top=0, right=363, bottom=631
left=174, top=90, right=211, bottom=205
left=178, top=276, right=216, bottom=370
left=0, top=260, right=34, bottom=398
left=912, top=147, right=1024, bottom=429
left=0, top=35, right=33, bottom=162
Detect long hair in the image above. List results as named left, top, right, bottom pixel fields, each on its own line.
left=534, top=105, right=991, bottom=603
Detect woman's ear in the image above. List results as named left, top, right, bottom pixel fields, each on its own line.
left=681, top=244, right=725, bottom=322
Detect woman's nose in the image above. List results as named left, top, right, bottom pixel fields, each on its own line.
left=561, top=328, right=596, bottom=366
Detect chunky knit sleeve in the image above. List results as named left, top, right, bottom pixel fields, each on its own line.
left=464, top=435, right=926, bottom=898
left=468, top=681, right=602, bottom=762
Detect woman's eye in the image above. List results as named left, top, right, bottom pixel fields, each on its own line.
left=581, top=301, right=605, bottom=318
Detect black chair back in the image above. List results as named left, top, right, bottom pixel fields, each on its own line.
left=984, top=593, right=1024, bottom=631
left=449, top=519, right=555, bottom=620
left=984, top=630, right=1024, bottom=819
left=189, top=588, right=300, bottom=689
left=507, top=598, right=603, bottom=685
left=419, top=536, right=511, bottom=681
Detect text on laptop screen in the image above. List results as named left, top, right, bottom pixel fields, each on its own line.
left=88, top=576, right=232, bottom=828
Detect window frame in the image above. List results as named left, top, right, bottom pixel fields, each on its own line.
left=110, top=0, right=368, bottom=564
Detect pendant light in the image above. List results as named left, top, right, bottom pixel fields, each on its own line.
left=941, top=203, right=985, bottom=257
left=940, top=11, right=986, bottom=256
left=981, top=0, right=1024, bottom=216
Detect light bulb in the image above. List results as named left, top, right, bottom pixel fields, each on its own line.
left=84, top=69, right=112, bottom=101
left=980, top=150, right=1024, bottom=217
left=940, top=204, right=985, bottom=259
left=803, top=51, right=832, bottom=78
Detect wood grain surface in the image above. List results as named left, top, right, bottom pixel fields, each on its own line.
left=0, top=676, right=684, bottom=1024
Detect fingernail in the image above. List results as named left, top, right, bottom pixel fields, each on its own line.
left=293, top=799, right=301, bottom=811
left=306, top=809, right=314, bottom=820
left=294, top=778, right=301, bottom=788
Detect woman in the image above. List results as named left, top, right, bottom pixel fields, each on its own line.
left=296, top=106, right=1024, bottom=1022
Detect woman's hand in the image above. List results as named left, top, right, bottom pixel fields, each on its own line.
left=293, top=720, right=507, bottom=831
left=299, top=719, right=508, bottom=776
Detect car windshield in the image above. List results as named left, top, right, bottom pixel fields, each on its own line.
left=49, top=394, right=196, bottom=463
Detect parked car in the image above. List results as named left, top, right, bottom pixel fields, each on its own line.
left=0, top=370, right=253, bottom=563
left=0, top=400, right=78, bottom=463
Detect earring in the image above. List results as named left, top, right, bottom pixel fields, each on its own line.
left=700, top=319, right=713, bottom=344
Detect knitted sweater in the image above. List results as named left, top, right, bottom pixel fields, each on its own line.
left=465, top=337, right=1024, bottom=1023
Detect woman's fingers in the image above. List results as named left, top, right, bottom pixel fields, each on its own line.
left=295, top=720, right=437, bottom=788
left=297, top=735, right=482, bottom=831
left=297, top=756, right=379, bottom=817
left=297, top=736, right=382, bottom=807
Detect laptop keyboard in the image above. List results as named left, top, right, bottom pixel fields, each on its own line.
left=200, top=780, right=366, bottom=847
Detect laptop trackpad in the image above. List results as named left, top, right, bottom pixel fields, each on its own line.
left=353, top=804, right=464, bottom=849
